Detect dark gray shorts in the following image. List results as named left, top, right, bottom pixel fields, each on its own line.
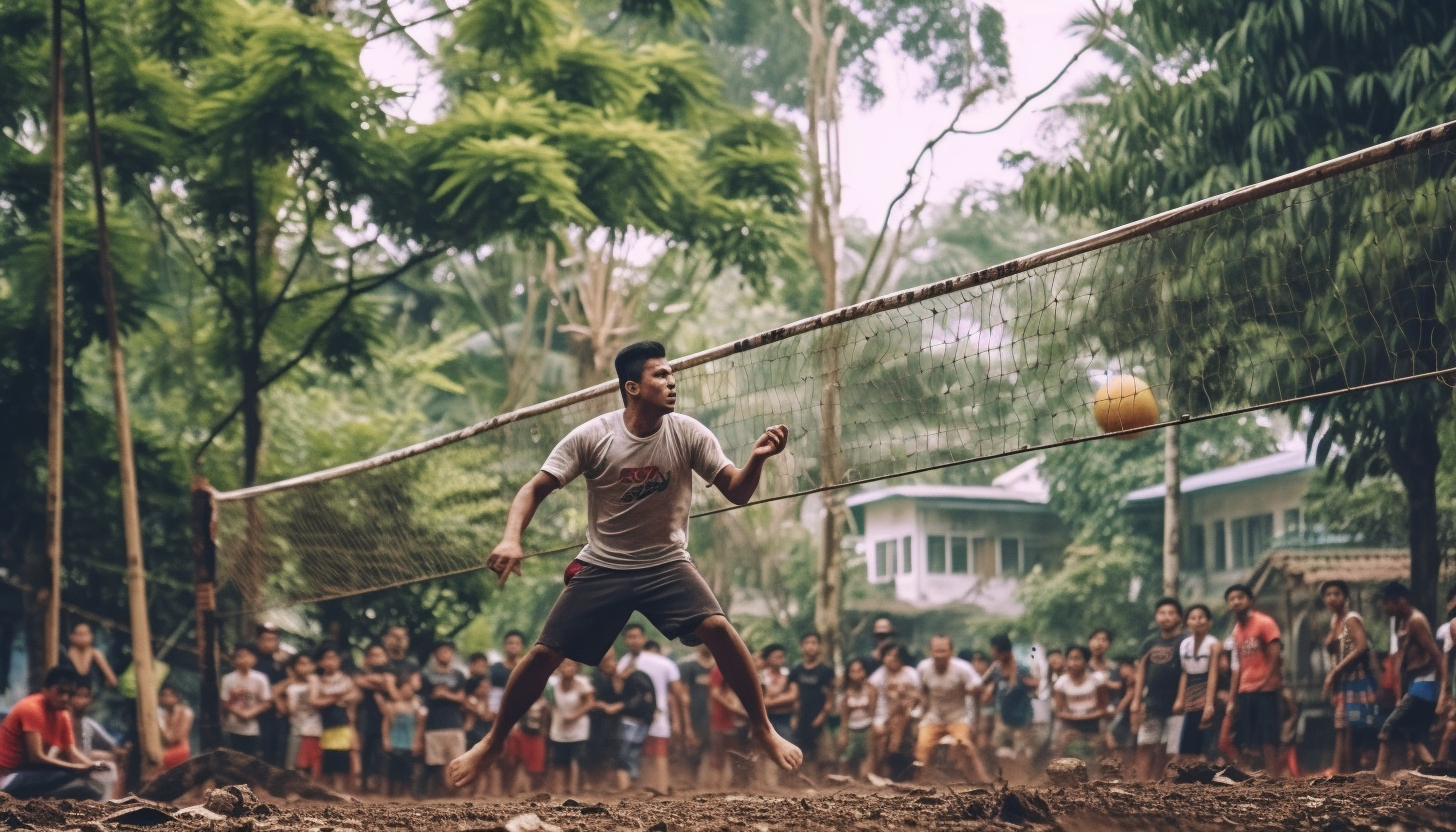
left=536, top=559, right=724, bottom=665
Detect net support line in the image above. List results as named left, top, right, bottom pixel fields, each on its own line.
left=214, top=118, right=1456, bottom=505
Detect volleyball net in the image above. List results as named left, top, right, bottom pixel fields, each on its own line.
left=209, top=121, right=1456, bottom=610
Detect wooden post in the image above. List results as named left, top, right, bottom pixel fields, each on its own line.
left=42, top=0, right=66, bottom=680
left=191, top=481, right=223, bottom=751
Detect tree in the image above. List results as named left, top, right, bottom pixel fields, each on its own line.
left=1020, top=0, right=1456, bottom=616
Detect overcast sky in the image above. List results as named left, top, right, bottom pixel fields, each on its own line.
left=359, top=0, right=1110, bottom=221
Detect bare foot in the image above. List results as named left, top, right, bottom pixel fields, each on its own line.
left=751, top=725, right=804, bottom=771
left=447, top=736, right=502, bottom=788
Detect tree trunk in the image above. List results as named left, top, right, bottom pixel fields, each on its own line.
left=41, top=0, right=66, bottom=684
left=77, top=0, right=163, bottom=767
left=191, top=482, right=223, bottom=752
left=1389, top=412, right=1442, bottom=620
left=1162, top=422, right=1181, bottom=599
left=240, top=352, right=265, bottom=633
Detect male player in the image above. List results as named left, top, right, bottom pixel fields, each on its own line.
left=447, top=341, right=803, bottom=786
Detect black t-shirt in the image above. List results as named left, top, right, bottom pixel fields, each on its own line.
left=252, top=648, right=287, bottom=685
left=1140, top=633, right=1184, bottom=718
left=422, top=664, right=467, bottom=731
left=386, top=656, right=422, bottom=692
left=679, top=659, right=713, bottom=735
left=790, top=662, right=835, bottom=722
left=621, top=670, right=657, bottom=723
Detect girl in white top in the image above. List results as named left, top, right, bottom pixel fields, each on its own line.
left=1172, top=604, right=1222, bottom=761
left=1052, top=646, right=1108, bottom=758
left=546, top=660, right=595, bottom=795
left=838, top=658, right=877, bottom=776
left=280, top=654, right=322, bottom=774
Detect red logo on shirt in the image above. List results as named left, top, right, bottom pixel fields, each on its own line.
left=618, top=467, right=664, bottom=483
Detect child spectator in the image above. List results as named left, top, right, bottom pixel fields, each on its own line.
left=282, top=653, right=322, bottom=779
left=679, top=644, right=716, bottom=785
left=983, top=635, right=1037, bottom=779
left=546, top=659, right=595, bottom=794
left=870, top=643, right=920, bottom=778
left=838, top=658, right=876, bottom=777
left=69, top=685, right=121, bottom=798
left=502, top=696, right=550, bottom=794
left=157, top=685, right=194, bottom=771
left=311, top=645, right=358, bottom=793
left=0, top=666, right=106, bottom=799
left=1173, top=604, right=1221, bottom=763
left=421, top=641, right=468, bottom=794
left=221, top=644, right=272, bottom=757
left=588, top=652, right=626, bottom=783
left=353, top=644, right=395, bottom=793
left=1133, top=598, right=1186, bottom=780
left=1052, top=645, right=1107, bottom=761
left=381, top=689, right=424, bottom=797
left=708, top=657, right=749, bottom=789
left=61, top=623, right=118, bottom=691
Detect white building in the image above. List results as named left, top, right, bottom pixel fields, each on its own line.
left=847, top=459, right=1068, bottom=614
left=1124, top=448, right=1318, bottom=598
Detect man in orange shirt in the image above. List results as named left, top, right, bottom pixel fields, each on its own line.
left=1225, top=584, right=1284, bottom=776
left=0, top=666, right=108, bottom=799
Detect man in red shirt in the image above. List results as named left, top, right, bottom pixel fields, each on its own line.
left=0, top=666, right=107, bottom=799
left=1224, top=583, right=1284, bottom=776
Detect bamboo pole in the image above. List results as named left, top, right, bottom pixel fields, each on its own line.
left=42, top=0, right=66, bottom=674
left=76, top=0, right=162, bottom=767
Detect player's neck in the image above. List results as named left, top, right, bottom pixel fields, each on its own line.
left=622, top=402, right=669, bottom=437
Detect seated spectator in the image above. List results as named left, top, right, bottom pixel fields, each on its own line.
left=69, top=684, right=122, bottom=797
left=157, top=685, right=194, bottom=771
left=0, top=667, right=108, bottom=800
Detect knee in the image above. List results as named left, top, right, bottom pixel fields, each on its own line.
left=526, top=643, right=566, bottom=667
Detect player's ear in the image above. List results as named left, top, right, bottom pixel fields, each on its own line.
left=624, top=381, right=639, bottom=398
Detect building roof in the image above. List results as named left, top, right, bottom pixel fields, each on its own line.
left=1248, top=545, right=1411, bottom=594
left=846, top=483, right=1050, bottom=508
left=1125, top=449, right=1315, bottom=504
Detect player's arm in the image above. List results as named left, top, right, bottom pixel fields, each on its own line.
left=712, top=425, right=788, bottom=506
left=487, top=471, right=563, bottom=586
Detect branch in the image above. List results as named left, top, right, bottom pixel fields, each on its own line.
left=259, top=186, right=320, bottom=329
left=846, top=34, right=1103, bottom=305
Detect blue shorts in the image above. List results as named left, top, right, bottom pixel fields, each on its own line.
left=616, top=719, right=650, bottom=777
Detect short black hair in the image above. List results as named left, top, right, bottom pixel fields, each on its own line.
left=615, top=341, right=667, bottom=403
left=1224, top=583, right=1254, bottom=601
left=1378, top=581, right=1411, bottom=601
left=970, top=651, right=990, bottom=662
left=1064, top=645, right=1091, bottom=662
left=623, top=623, right=646, bottom=636
left=880, top=642, right=907, bottom=663
left=799, top=631, right=822, bottom=643
left=1187, top=603, right=1212, bottom=619
left=1320, top=580, right=1351, bottom=599
left=644, top=640, right=661, bottom=652
left=42, top=665, right=85, bottom=690
left=503, top=630, right=526, bottom=643
left=433, top=640, right=455, bottom=653
left=1088, top=628, right=1114, bottom=642
left=467, top=652, right=488, bottom=664
left=761, top=644, right=786, bottom=659
left=990, top=634, right=1012, bottom=653
left=232, top=643, right=258, bottom=659
left=314, top=643, right=342, bottom=660
left=1154, top=596, right=1184, bottom=617
left=1045, top=648, right=1064, bottom=657
left=957, top=649, right=976, bottom=663
left=286, top=652, right=313, bottom=671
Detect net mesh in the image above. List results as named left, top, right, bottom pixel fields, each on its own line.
left=214, top=132, right=1456, bottom=610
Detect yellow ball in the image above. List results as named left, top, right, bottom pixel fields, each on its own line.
left=1093, top=375, right=1159, bottom=438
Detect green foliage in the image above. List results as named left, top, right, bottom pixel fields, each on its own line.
left=1017, top=544, right=1156, bottom=658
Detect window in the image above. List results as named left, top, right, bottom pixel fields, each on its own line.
left=1283, top=508, right=1301, bottom=539
left=973, top=538, right=996, bottom=578
left=999, top=538, right=1022, bottom=576
left=927, top=536, right=947, bottom=574
left=903, top=536, right=913, bottom=574
left=1184, top=524, right=1206, bottom=572
left=1213, top=520, right=1227, bottom=570
left=1247, top=513, right=1273, bottom=561
left=874, top=541, right=891, bottom=579
left=950, top=537, right=969, bottom=574
left=1231, top=518, right=1247, bottom=567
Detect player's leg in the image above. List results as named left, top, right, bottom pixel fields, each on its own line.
left=447, top=644, right=564, bottom=787
left=695, top=615, right=803, bottom=771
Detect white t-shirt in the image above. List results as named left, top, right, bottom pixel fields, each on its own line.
left=541, top=411, right=732, bottom=570
left=869, top=665, right=920, bottom=727
left=220, top=669, right=271, bottom=736
left=1053, top=673, right=1102, bottom=718
left=620, top=651, right=681, bottom=738
left=916, top=658, right=978, bottom=726
left=286, top=680, right=322, bottom=737
left=1180, top=634, right=1215, bottom=675
left=1437, top=621, right=1452, bottom=655
left=548, top=675, right=593, bottom=743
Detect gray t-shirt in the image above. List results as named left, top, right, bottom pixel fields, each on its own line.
left=916, top=657, right=978, bottom=726
left=541, top=411, right=732, bottom=570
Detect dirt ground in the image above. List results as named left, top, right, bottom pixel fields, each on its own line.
left=8, top=769, right=1456, bottom=832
